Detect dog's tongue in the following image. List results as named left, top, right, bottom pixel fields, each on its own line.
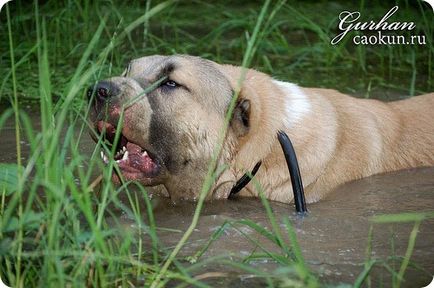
left=96, top=121, right=160, bottom=177
left=123, top=142, right=158, bottom=175
left=126, top=142, right=142, bottom=154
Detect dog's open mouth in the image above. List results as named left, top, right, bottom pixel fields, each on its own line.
left=95, top=121, right=161, bottom=183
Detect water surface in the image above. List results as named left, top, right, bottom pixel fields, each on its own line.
left=1, top=106, right=433, bottom=287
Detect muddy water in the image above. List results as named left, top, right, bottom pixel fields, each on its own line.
left=123, top=167, right=434, bottom=287
left=1, top=107, right=434, bottom=287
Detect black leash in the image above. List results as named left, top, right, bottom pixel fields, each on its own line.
left=229, top=131, right=308, bottom=214
left=277, top=131, right=307, bottom=213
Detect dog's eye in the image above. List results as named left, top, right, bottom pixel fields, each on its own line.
left=162, top=80, right=178, bottom=88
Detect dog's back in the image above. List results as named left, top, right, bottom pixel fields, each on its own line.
left=385, top=93, right=434, bottom=169
left=290, top=89, right=434, bottom=202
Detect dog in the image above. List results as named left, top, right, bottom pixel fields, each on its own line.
left=88, top=55, right=434, bottom=203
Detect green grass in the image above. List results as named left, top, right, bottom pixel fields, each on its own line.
left=1, top=0, right=433, bottom=101
left=0, top=0, right=433, bottom=287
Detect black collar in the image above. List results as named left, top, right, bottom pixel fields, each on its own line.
left=228, top=161, right=262, bottom=197
left=228, top=131, right=308, bottom=214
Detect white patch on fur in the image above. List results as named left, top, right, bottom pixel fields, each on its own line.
left=273, top=80, right=312, bottom=128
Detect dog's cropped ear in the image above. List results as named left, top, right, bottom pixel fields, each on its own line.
left=231, top=98, right=251, bottom=137
left=218, top=65, right=260, bottom=138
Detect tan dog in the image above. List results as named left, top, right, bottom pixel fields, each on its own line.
left=88, top=55, right=434, bottom=203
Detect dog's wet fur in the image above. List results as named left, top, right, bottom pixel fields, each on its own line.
left=89, top=55, right=434, bottom=203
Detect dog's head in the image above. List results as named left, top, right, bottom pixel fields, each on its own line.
left=88, top=55, right=272, bottom=200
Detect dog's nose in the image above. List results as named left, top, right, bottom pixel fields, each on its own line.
left=87, top=81, right=116, bottom=102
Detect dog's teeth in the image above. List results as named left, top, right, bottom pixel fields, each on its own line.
left=101, top=151, right=109, bottom=163
left=142, top=151, right=148, bottom=157
left=123, top=146, right=126, bottom=152
left=116, top=148, right=126, bottom=157
left=122, top=151, right=129, bottom=161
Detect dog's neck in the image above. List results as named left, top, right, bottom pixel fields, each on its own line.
left=215, top=73, right=318, bottom=201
